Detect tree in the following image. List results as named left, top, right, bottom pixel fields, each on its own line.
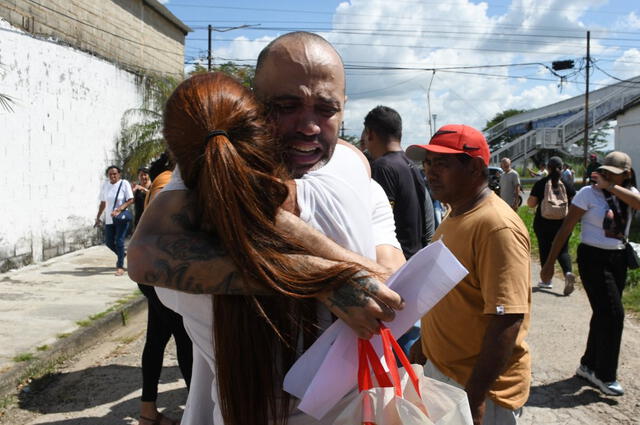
left=483, top=108, right=526, bottom=131
left=575, top=121, right=612, bottom=153
left=189, top=61, right=254, bottom=87
left=115, top=74, right=180, bottom=177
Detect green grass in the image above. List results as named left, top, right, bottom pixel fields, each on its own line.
left=13, top=352, right=34, bottom=362
left=36, top=344, right=49, bottom=352
left=518, top=206, right=640, bottom=314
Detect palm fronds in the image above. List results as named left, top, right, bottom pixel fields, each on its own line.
left=115, top=75, right=180, bottom=177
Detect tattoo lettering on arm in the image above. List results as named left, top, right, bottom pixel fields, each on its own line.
left=157, top=234, right=227, bottom=261
left=144, top=259, right=272, bottom=295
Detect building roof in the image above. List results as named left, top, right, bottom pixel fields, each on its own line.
left=144, top=0, right=192, bottom=34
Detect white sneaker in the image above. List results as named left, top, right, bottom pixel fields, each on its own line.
left=576, top=365, right=624, bottom=396
left=564, top=272, right=576, bottom=296
left=537, top=281, right=553, bottom=289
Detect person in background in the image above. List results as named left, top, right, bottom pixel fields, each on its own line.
left=132, top=167, right=151, bottom=227
left=363, top=105, right=434, bottom=259
left=137, top=153, right=192, bottom=425
left=362, top=105, right=434, bottom=357
left=562, top=163, right=575, bottom=187
left=583, top=153, right=601, bottom=186
left=527, top=156, right=577, bottom=295
left=541, top=151, right=640, bottom=397
left=499, top=157, right=521, bottom=211
left=95, top=165, right=134, bottom=276
left=528, top=162, right=548, bottom=178
left=407, top=125, right=531, bottom=425
left=145, top=152, right=174, bottom=208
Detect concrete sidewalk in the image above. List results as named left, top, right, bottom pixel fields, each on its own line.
left=0, top=245, right=144, bottom=396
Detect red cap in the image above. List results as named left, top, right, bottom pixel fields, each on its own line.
left=406, top=124, right=490, bottom=166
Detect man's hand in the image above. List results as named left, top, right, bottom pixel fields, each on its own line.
left=317, top=274, right=404, bottom=339
left=409, top=337, right=426, bottom=365
left=540, top=262, right=554, bottom=284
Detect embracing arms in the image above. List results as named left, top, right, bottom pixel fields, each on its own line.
left=128, top=190, right=404, bottom=338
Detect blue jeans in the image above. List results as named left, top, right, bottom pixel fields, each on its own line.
left=104, top=220, right=129, bottom=268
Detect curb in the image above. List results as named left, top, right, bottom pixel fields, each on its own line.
left=0, top=295, right=147, bottom=400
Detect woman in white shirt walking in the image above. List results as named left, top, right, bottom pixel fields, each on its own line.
left=95, top=166, right=134, bottom=276
left=541, top=151, right=640, bottom=396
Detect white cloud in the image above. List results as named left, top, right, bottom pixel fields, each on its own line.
left=615, top=11, right=640, bottom=30
left=158, top=0, right=170, bottom=4
left=610, top=48, right=640, bottom=81
left=216, top=0, right=631, bottom=145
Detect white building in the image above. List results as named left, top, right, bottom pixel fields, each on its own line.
left=0, top=1, right=190, bottom=271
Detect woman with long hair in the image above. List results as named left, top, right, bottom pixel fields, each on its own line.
left=541, top=151, right=640, bottom=396
left=527, top=156, right=576, bottom=295
left=159, top=72, right=395, bottom=425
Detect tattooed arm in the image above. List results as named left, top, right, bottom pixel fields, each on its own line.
left=128, top=190, right=403, bottom=337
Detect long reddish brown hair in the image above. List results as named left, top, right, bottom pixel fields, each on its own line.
left=163, top=72, right=363, bottom=425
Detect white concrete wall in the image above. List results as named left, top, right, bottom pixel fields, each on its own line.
left=0, top=18, right=142, bottom=270
left=615, top=104, right=640, bottom=175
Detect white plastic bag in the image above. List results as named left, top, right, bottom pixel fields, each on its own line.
left=333, top=326, right=473, bottom=425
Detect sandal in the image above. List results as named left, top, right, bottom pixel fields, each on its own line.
left=139, top=412, right=179, bottom=425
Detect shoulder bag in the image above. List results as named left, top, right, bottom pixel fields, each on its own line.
left=112, top=181, right=133, bottom=224
left=604, top=192, right=639, bottom=269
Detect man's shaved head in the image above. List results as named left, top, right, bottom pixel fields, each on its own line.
left=252, top=31, right=347, bottom=177
left=255, top=32, right=345, bottom=91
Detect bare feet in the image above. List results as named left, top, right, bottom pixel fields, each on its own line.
left=115, top=268, right=125, bottom=276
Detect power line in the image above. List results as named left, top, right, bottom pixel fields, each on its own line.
left=190, top=36, right=621, bottom=58
left=169, top=3, right=636, bottom=18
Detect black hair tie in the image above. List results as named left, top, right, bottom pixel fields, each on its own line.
left=204, top=130, right=230, bottom=144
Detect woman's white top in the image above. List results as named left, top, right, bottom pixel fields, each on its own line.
left=572, top=185, right=638, bottom=250
left=99, top=179, right=133, bottom=225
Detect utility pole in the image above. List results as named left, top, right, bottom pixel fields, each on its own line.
left=208, top=24, right=213, bottom=71
left=583, top=31, right=591, bottom=171
left=206, top=24, right=258, bottom=72
left=340, top=121, right=345, bottom=138
left=432, top=114, right=438, bottom=133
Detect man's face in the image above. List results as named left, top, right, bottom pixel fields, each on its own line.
left=500, top=159, right=510, bottom=172
left=254, top=41, right=345, bottom=178
left=422, top=151, right=471, bottom=204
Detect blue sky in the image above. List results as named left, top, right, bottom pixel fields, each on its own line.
left=160, top=0, right=640, bottom=147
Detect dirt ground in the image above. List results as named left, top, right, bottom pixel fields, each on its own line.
left=1, top=277, right=639, bottom=425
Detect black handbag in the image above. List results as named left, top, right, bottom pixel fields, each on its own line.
left=625, top=241, right=640, bottom=269
left=112, top=181, right=133, bottom=224
left=604, top=192, right=639, bottom=269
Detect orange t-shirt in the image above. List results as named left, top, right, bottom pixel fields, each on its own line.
left=421, top=192, right=531, bottom=410
left=144, top=170, right=173, bottom=208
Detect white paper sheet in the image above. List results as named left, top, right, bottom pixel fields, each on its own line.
left=283, top=240, right=468, bottom=420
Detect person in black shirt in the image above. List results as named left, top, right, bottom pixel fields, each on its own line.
left=363, top=106, right=434, bottom=260
left=527, top=156, right=577, bottom=295
left=584, top=153, right=602, bottom=185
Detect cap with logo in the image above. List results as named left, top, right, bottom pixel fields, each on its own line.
left=598, top=151, right=632, bottom=175
left=406, top=124, right=490, bottom=166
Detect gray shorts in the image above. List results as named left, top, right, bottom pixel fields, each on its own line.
left=424, top=360, right=522, bottom=425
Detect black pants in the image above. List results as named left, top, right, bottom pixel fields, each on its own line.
left=138, top=284, right=193, bottom=402
left=577, top=244, right=627, bottom=382
left=534, top=217, right=572, bottom=275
